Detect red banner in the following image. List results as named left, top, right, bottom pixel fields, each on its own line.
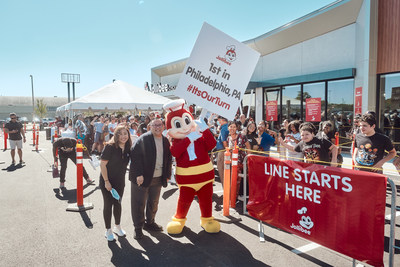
left=246, top=155, right=386, bottom=267
left=355, top=87, right=362, bottom=115
left=305, top=98, right=321, bottom=122
left=266, top=101, right=278, bottom=121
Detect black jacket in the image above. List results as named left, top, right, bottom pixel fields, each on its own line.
left=129, top=131, right=172, bottom=187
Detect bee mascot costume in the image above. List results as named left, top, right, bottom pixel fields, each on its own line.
left=164, top=99, right=220, bottom=234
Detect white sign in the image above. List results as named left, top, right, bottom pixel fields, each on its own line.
left=175, top=22, right=260, bottom=120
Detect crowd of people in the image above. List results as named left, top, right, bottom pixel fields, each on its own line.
left=3, top=108, right=399, bottom=241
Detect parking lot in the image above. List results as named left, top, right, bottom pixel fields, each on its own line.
left=0, top=130, right=399, bottom=266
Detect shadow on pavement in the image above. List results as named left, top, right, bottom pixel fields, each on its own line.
left=386, top=183, right=400, bottom=198
left=108, top=237, right=148, bottom=266
left=125, top=228, right=268, bottom=267
left=1, top=163, right=25, bottom=172
left=53, top=185, right=98, bottom=229
left=233, top=219, right=333, bottom=267
left=384, top=236, right=400, bottom=254
left=162, top=187, right=178, bottom=200
left=53, top=185, right=99, bottom=203
left=79, top=211, right=94, bottom=229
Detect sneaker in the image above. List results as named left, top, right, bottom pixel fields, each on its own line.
left=19, top=160, right=25, bottom=165
left=134, top=228, right=144, bottom=240
left=144, top=222, right=163, bottom=232
left=113, top=225, right=126, bottom=237
left=11, top=160, right=15, bottom=165
left=86, top=178, right=95, bottom=185
left=105, top=229, right=115, bottom=242
left=59, top=182, right=65, bottom=188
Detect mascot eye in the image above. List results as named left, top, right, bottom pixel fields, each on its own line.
left=174, top=120, right=182, bottom=129
left=184, top=115, right=191, bottom=125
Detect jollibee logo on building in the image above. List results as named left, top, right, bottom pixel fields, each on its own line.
left=290, top=207, right=314, bottom=235
left=217, top=45, right=237, bottom=66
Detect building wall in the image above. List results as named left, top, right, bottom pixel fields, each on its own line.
left=152, top=23, right=358, bottom=100
left=377, top=0, right=400, bottom=74
left=150, top=0, right=378, bottom=124
left=151, top=70, right=161, bottom=85
left=0, top=96, right=68, bottom=120
left=353, top=0, right=378, bottom=113
left=160, top=73, right=181, bottom=86
left=251, top=24, right=356, bottom=82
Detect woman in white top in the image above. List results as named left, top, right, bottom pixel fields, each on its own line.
left=284, top=120, right=303, bottom=161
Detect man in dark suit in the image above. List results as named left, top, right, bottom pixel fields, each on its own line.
left=129, top=118, right=172, bottom=239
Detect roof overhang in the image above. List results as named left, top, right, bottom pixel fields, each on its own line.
left=152, top=58, right=188, bottom=77
left=245, top=0, right=363, bottom=56
left=152, top=0, right=363, bottom=78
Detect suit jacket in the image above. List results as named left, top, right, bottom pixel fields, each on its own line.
left=129, top=131, right=172, bottom=187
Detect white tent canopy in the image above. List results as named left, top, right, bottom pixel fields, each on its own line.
left=56, top=80, right=171, bottom=114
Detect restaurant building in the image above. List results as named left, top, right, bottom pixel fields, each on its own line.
left=151, top=0, right=400, bottom=145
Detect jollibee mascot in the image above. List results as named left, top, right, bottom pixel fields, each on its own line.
left=164, top=99, right=220, bottom=234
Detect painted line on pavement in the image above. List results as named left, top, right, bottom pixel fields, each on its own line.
left=291, top=242, right=320, bottom=254
left=385, top=211, right=400, bottom=220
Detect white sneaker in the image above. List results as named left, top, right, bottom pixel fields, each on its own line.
left=105, top=229, right=115, bottom=241
left=113, top=225, right=126, bottom=237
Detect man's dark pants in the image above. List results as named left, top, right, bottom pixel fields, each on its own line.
left=59, top=152, right=89, bottom=183
left=130, top=176, right=162, bottom=229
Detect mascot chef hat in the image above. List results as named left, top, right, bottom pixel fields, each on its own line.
left=163, top=99, right=194, bottom=130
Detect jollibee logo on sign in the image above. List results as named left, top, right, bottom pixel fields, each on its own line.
left=216, top=45, right=237, bottom=65
left=291, top=207, right=314, bottom=235
left=174, top=22, right=260, bottom=121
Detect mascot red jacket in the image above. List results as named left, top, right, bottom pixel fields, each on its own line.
left=164, top=99, right=220, bottom=234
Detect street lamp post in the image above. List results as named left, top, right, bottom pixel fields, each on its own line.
left=30, top=75, right=35, bottom=120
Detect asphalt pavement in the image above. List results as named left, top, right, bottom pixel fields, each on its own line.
left=0, top=129, right=399, bottom=267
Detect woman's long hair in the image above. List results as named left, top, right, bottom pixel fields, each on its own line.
left=246, top=121, right=257, bottom=136
left=286, top=120, right=300, bottom=135
left=107, top=125, right=132, bottom=150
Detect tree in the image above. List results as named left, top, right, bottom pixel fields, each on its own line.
left=34, top=99, right=47, bottom=119
left=296, top=91, right=312, bottom=100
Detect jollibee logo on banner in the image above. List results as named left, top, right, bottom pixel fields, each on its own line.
left=292, top=207, right=314, bottom=235
left=246, top=155, right=387, bottom=266
left=174, top=22, right=260, bottom=120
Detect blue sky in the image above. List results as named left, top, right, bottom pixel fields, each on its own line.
left=0, top=0, right=333, bottom=98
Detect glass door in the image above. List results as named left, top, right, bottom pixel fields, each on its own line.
left=378, top=72, right=400, bottom=149
left=263, top=87, right=281, bottom=130
left=282, top=84, right=302, bottom=121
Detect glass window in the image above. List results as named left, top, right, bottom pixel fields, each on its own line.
left=264, top=87, right=280, bottom=130
left=242, top=90, right=256, bottom=120
left=378, top=73, right=400, bottom=148
left=282, top=85, right=301, bottom=121
left=303, top=82, right=325, bottom=124
left=327, top=79, right=354, bottom=137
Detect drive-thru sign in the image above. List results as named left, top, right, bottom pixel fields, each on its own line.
left=174, top=22, right=260, bottom=120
